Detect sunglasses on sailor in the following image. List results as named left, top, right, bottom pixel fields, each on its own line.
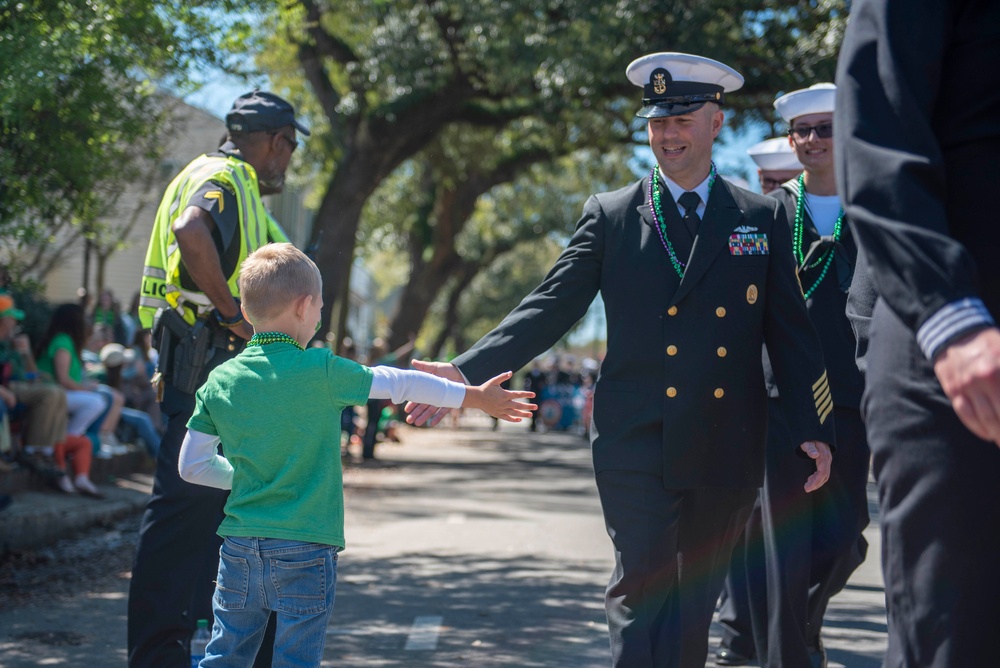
left=789, top=123, right=834, bottom=140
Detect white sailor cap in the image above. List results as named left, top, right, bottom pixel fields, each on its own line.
left=626, top=52, right=744, bottom=119
left=773, top=83, right=836, bottom=123
left=746, top=137, right=803, bottom=171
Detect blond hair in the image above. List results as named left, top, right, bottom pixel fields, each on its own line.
left=238, top=243, right=322, bottom=323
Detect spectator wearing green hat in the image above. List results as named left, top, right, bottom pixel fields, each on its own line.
left=0, top=293, right=69, bottom=456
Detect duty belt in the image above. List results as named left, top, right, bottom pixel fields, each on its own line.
left=207, top=326, right=245, bottom=353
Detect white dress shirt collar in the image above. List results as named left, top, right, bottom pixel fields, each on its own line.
left=660, top=169, right=712, bottom=218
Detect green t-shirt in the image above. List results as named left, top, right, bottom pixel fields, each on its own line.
left=36, top=333, right=83, bottom=383
left=188, top=342, right=373, bottom=548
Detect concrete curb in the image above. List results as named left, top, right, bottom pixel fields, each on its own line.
left=0, top=474, right=152, bottom=553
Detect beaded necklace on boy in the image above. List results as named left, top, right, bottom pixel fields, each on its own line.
left=648, top=162, right=718, bottom=278
left=247, top=331, right=304, bottom=351
left=792, top=173, right=845, bottom=300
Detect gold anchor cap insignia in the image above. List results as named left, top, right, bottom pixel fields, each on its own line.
left=652, top=72, right=667, bottom=95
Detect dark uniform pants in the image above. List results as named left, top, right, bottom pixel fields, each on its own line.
left=596, top=470, right=756, bottom=668
left=717, top=497, right=766, bottom=660
left=748, top=400, right=870, bottom=668
left=865, top=304, right=1000, bottom=668
left=127, top=348, right=276, bottom=667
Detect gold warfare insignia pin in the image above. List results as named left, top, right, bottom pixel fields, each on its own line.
left=746, top=284, right=758, bottom=304
left=653, top=72, right=667, bottom=95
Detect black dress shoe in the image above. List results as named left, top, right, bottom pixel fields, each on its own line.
left=716, top=647, right=754, bottom=666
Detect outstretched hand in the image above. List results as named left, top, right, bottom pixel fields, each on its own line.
left=404, top=360, right=467, bottom=426
left=800, top=440, right=832, bottom=493
left=466, top=371, right=536, bottom=422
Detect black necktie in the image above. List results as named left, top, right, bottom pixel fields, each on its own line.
left=678, top=191, right=701, bottom=236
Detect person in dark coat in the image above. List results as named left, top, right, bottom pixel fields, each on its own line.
left=742, top=83, right=870, bottom=668
left=835, top=2, right=1000, bottom=665
left=713, top=135, right=805, bottom=667
left=406, top=52, right=836, bottom=668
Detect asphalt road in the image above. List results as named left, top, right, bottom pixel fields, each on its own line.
left=0, top=415, right=887, bottom=666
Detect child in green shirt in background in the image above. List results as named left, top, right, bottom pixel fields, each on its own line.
left=179, top=242, right=534, bottom=666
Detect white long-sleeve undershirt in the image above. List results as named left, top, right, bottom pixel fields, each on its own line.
left=178, top=366, right=468, bottom=490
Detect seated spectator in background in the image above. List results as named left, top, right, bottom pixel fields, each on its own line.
left=82, top=321, right=138, bottom=454
left=120, top=292, right=141, bottom=349
left=0, top=293, right=69, bottom=454
left=130, top=328, right=158, bottom=380
left=84, top=322, right=113, bottom=363
left=52, top=433, right=103, bottom=497
left=90, top=288, right=128, bottom=345
left=35, top=304, right=111, bottom=442
left=99, top=343, right=162, bottom=457
left=113, top=339, right=161, bottom=428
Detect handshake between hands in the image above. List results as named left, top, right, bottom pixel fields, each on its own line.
left=405, top=361, right=536, bottom=426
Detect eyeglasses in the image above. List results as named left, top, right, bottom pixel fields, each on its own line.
left=789, top=123, right=833, bottom=140
left=761, top=177, right=786, bottom=192
left=269, top=131, right=299, bottom=152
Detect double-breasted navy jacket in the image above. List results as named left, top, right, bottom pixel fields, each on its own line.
left=454, top=174, right=836, bottom=488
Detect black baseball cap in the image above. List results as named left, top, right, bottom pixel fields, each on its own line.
left=226, top=90, right=311, bottom=136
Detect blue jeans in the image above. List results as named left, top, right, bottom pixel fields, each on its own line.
left=120, top=407, right=161, bottom=457
left=201, top=537, right=338, bottom=668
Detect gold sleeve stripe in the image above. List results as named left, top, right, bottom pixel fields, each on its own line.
left=813, top=380, right=830, bottom=403
left=816, top=392, right=833, bottom=419
left=205, top=190, right=224, bottom=212
left=812, top=371, right=829, bottom=393
left=819, top=401, right=833, bottom=425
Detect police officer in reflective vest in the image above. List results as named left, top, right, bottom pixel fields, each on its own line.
left=128, top=90, right=308, bottom=667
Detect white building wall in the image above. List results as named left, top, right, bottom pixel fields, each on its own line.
left=43, top=100, right=227, bottom=308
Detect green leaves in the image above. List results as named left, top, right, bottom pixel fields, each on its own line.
left=0, top=0, right=259, bottom=283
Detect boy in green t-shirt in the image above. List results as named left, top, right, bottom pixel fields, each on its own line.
left=179, top=243, right=534, bottom=666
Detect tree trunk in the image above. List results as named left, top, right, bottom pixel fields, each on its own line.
left=310, top=154, right=379, bottom=348
left=386, top=246, right=463, bottom=353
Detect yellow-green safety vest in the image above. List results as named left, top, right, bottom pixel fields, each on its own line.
left=138, top=154, right=289, bottom=328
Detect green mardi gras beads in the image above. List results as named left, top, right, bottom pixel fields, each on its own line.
left=248, top=331, right=304, bottom=351
left=793, top=173, right=844, bottom=300
left=648, top=163, right=717, bottom=278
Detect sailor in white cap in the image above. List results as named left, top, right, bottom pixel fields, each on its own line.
left=723, top=82, right=869, bottom=668
left=714, top=135, right=801, bottom=668
left=404, top=52, right=834, bottom=668
left=747, top=137, right=803, bottom=194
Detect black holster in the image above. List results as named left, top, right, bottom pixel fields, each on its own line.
left=151, top=308, right=216, bottom=395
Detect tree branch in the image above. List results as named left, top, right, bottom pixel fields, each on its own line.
left=299, top=0, right=360, bottom=66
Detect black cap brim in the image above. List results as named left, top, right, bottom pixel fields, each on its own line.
left=292, top=119, right=311, bottom=136
left=636, top=101, right=709, bottom=118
